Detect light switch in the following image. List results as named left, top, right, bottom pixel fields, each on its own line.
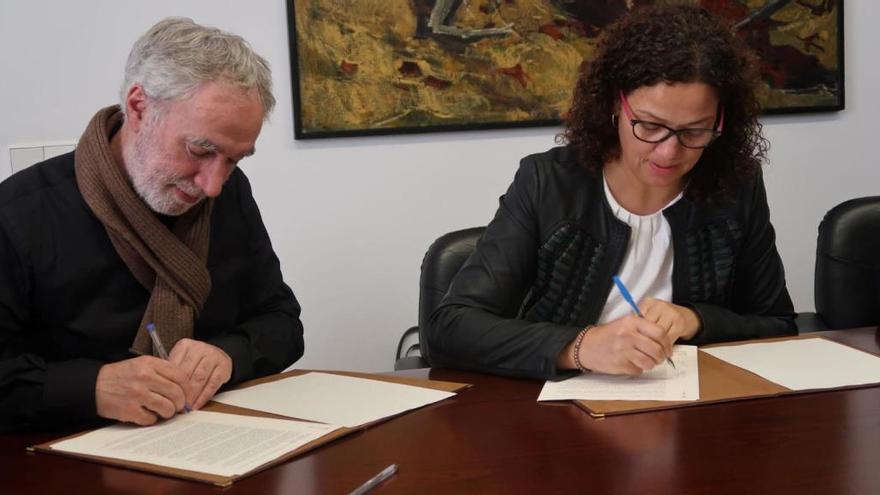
left=9, top=147, right=44, bottom=175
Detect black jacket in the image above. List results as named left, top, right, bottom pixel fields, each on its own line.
left=429, top=146, right=796, bottom=379
left=0, top=151, right=303, bottom=431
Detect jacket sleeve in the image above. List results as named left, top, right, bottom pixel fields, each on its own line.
left=683, top=172, right=797, bottom=345
left=0, top=217, right=104, bottom=432
left=205, top=174, right=304, bottom=386
left=427, top=157, right=583, bottom=380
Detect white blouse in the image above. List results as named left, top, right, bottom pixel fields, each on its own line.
left=597, top=175, right=683, bottom=324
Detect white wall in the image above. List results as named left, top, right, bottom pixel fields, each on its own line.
left=1, top=1, right=877, bottom=372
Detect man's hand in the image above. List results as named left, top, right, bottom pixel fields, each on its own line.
left=576, top=315, right=673, bottom=375
left=639, top=298, right=701, bottom=342
left=95, top=356, right=189, bottom=425
left=169, top=338, right=232, bottom=410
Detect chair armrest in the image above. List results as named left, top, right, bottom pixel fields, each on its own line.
left=394, top=355, right=430, bottom=370
left=396, top=326, right=420, bottom=361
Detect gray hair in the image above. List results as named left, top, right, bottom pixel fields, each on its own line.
left=121, top=17, right=275, bottom=118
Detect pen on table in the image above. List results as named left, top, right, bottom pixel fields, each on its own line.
left=349, top=464, right=398, bottom=495
left=611, top=276, right=676, bottom=369
left=146, top=322, right=192, bottom=413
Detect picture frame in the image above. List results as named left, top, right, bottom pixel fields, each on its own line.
left=287, top=0, right=844, bottom=139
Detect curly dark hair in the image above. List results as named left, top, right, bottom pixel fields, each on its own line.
left=560, top=4, right=768, bottom=204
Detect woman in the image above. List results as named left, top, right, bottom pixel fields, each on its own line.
left=427, top=5, right=797, bottom=379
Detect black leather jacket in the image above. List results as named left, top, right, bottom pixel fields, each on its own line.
left=428, top=146, right=796, bottom=379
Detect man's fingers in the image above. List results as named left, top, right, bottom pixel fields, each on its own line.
left=141, top=391, right=177, bottom=420
left=152, top=357, right=190, bottom=385
left=131, top=407, right=160, bottom=426
left=193, top=366, right=228, bottom=409
left=169, top=343, right=191, bottom=368
left=178, top=354, right=206, bottom=406
left=168, top=339, right=233, bottom=406
left=190, top=356, right=212, bottom=389
left=171, top=340, right=204, bottom=381
left=188, top=359, right=216, bottom=409
left=153, top=370, right=191, bottom=410
left=96, top=356, right=192, bottom=424
left=132, top=359, right=188, bottom=412
left=147, top=374, right=188, bottom=412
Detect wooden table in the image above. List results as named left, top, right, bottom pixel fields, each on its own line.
left=3, top=328, right=879, bottom=494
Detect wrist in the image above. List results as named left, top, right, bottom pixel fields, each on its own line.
left=682, top=307, right=702, bottom=339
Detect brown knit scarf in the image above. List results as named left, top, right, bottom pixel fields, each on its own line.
left=74, top=106, right=213, bottom=356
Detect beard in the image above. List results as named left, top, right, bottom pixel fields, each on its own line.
left=123, top=118, right=205, bottom=216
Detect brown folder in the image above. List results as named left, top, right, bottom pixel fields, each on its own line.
left=29, top=369, right=471, bottom=487
left=574, top=335, right=880, bottom=418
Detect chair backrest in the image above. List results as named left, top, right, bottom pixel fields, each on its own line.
left=815, top=196, right=880, bottom=329
left=417, top=227, right=486, bottom=365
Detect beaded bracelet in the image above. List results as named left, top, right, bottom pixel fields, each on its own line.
left=572, top=325, right=594, bottom=372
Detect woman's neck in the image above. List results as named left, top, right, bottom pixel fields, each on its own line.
left=603, top=161, right=683, bottom=215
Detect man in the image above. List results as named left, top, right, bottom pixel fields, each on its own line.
left=0, top=18, right=303, bottom=431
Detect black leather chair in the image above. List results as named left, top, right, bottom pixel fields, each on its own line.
left=395, top=227, right=485, bottom=370
left=798, top=196, right=880, bottom=332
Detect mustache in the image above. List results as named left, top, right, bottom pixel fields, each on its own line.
left=172, top=180, right=205, bottom=199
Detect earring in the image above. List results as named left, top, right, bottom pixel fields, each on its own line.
left=611, top=113, right=618, bottom=127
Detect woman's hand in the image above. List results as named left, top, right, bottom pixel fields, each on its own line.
left=639, top=298, right=701, bottom=342
left=575, top=315, right=673, bottom=375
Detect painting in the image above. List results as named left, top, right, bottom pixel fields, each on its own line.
left=287, top=0, right=844, bottom=139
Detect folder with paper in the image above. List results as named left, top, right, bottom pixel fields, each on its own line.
left=31, top=370, right=470, bottom=486
left=571, top=335, right=880, bottom=418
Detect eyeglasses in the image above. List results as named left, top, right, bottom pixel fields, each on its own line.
left=617, top=89, right=723, bottom=149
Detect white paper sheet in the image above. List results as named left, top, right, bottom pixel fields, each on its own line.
left=538, top=345, right=700, bottom=401
left=50, top=411, right=338, bottom=477
left=702, top=338, right=880, bottom=391
left=213, top=372, right=456, bottom=427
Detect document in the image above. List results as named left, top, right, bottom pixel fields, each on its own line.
left=538, top=345, right=700, bottom=401
left=49, top=411, right=338, bottom=477
left=703, top=338, right=880, bottom=391
left=213, top=372, right=457, bottom=427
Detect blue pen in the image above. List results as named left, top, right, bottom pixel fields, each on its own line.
left=146, top=323, right=192, bottom=412
left=611, top=276, right=676, bottom=369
